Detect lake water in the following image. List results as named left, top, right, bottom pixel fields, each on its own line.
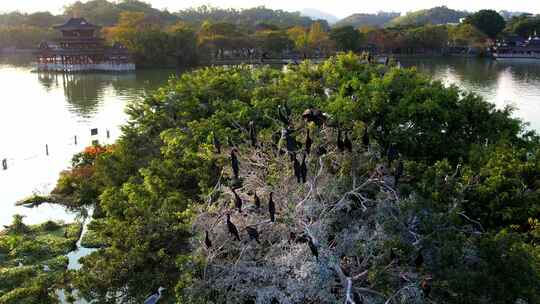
left=0, top=55, right=176, bottom=226
left=1, top=56, right=540, bottom=226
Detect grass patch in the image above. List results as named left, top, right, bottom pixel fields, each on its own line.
left=0, top=219, right=82, bottom=303
left=80, top=219, right=108, bottom=248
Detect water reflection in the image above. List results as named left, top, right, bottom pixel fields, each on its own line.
left=36, top=71, right=174, bottom=118
left=401, top=57, right=540, bottom=131
left=1, top=56, right=539, bottom=226
left=0, top=58, right=177, bottom=226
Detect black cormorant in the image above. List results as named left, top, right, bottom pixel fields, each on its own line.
left=231, top=149, right=239, bottom=179
left=226, top=214, right=241, bottom=241
left=352, top=292, right=362, bottom=304
left=387, top=144, right=398, bottom=165
left=300, top=154, right=307, bottom=183
left=246, top=226, right=260, bottom=244
left=268, top=192, right=276, bottom=222
left=394, top=160, right=404, bottom=187
left=390, top=248, right=397, bottom=261
left=277, top=104, right=290, bottom=125
left=307, top=236, right=319, bottom=260
left=253, top=192, right=261, bottom=209
left=344, top=132, right=353, bottom=152
left=337, top=129, right=345, bottom=152
left=302, top=108, right=326, bottom=126
left=305, top=129, right=312, bottom=154
left=415, top=252, right=424, bottom=268
left=285, top=128, right=296, bottom=153
left=316, top=145, right=327, bottom=156
left=232, top=188, right=242, bottom=212
left=362, top=129, right=369, bottom=148
left=421, top=277, right=432, bottom=298
left=212, top=132, right=221, bottom=154
left=289, top=231, right=297, bottom=243
left=249, top=121, right=257, bottom=147
left=204, top=230, right=212, bottom=248
left=293, top=154, right=301, bottom=183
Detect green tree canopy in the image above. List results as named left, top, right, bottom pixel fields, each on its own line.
left=465, top=9, right=506, bottom=39
left=330, top=26, right=362, bottom=51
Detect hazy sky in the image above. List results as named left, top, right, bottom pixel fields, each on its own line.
left=1, top=0, right=539, bottom=17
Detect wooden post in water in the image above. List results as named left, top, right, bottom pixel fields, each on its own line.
left=106, top=129, right=110, bottom=139
left=74, top=135, right=78, bottom=145
left=46, top=144, right=49, bottom=156
left=2, top=158, right=7, bottom=170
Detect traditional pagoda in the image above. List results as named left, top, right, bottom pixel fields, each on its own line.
left=36, top=18, right=134, bottom=72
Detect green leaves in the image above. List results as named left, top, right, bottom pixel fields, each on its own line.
left=55, top=53, right=540, bottom=303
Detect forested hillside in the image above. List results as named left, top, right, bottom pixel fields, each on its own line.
left=15, top=53, right=535, bottom=303
left=334, top=12, right=400, bottom=28
left=387, top=6, right=469, bottom=27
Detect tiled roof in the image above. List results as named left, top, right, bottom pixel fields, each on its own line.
left=54, top=18, right=99, bottom=30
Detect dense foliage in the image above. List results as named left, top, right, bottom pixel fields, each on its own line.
left=37, top=53, right=540, bottom=303
left=465, top=10, right=506, bottom=39
left=0, top=216, right=81, bottom=303
left=387, top=6, right=469, bottom=28
left=333, top=12, right=400, bottom=29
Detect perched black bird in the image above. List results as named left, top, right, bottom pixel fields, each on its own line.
left=231, top=149, right=239, bottom=179
left=246, top=226, right=260, bottom=244
left=248, top=121, right=257, bottom=147
left=352, top=292, right=362, bottom=304
left=337, top=129, right=345, bottom=152
left=344, top=132, right=353, bottom=152
left=253, top=192, right=261, bottom=209
left=390, top=248, right=397, bottom=261
left=316, top=145, right=327, bottom=156
left=305, top=129, right=313, bottom=155
left=212, top=132, right=221, bottom=154
left=394, top=160, right=404, bottom=187
left=415, top=252, right=424, bottom=268
left=302, top=108, right=327, bottom=127
left=289, top=231, right=297, bottom=243
left=362, top=129, right=369, bottom=148
left=421, top=277, right=432, bottom=298
left=204, top=230, right=212, bottom=248
left=285, top=128, right=297, bottom=153
left=232, top=188, right=242, bottom=212
left=268, top=192, right=276, bottom=222
left=277, top=104, right=290, bottom=125
left=343, top=83, right=353, bottom=97
left=300, top=154, right=308, bottom=183
left=295, top=233, right=310, bottom=243
left=387, top=144, right=398, bottom=165
left=307, top=236, right=319, bottom=260
left=293, top=154, right=301, bottom=183
left=226, top=214, right=241, bottom=241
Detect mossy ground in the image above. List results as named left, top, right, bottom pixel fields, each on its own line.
left=80, top=219, right=108, bottom=248
left=0, top=220, right=82, bottom=303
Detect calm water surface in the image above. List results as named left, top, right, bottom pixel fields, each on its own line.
left=401, top=57, right=540, bottom=131
left=0, top=55, right=176, bottom=225
left=1, top=56, right=539, bottom=226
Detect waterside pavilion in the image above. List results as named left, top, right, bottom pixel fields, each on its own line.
left=36, top=18, right=135, bottom=72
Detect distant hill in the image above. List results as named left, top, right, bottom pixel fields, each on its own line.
left=498, top=10, right=533, bottom=20
left=301, top=8, right=339, bottom=24
left=334, top=12, right=400, bottom=28
left=387, top=6, right=469, bottom=27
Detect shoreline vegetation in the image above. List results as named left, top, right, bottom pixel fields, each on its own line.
left=3, top=52, right=534, bottom=303
left=0, top=216, right=82, bottom=303
left=2, top=1, right=540, bottom=68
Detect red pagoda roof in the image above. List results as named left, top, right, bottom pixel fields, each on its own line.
left=54, top=18, right=99, bottom=30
